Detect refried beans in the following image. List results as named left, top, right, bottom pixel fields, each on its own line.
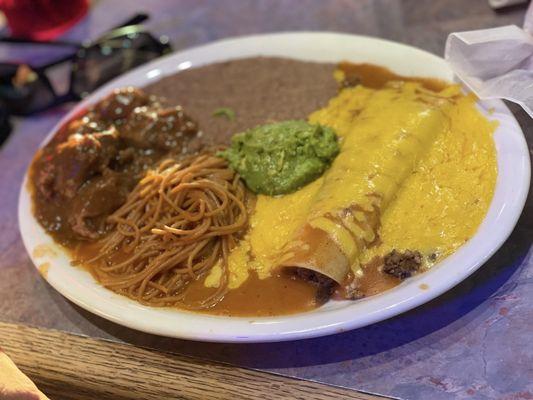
left=144, top=57, right=338, bottom=141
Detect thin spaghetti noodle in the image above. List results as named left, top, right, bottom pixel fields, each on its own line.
left=78, top=154, right=248, bottom=309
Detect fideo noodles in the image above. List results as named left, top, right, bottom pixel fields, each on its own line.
left=79, top=154, right=248, bottom=309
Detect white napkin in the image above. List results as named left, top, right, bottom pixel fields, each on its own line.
left=445, top=2, right=533, bottom=118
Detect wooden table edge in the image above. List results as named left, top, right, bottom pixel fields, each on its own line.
left=0, top=321, right=391, bottom=400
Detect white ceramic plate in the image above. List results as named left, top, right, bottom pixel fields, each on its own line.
left=19, top=32, right=530, bottom=343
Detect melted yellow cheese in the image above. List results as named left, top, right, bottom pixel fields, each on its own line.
left=297, top=83, right=450, bottom=270
left=205, top=178, right=322, bottom=288
left=205, top=81, right=497, bottom=289
left=362, top=92, right=497, bottom=264
left=248, top=178, right=323, bottom=277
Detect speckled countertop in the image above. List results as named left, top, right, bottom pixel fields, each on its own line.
left=0, top=1, right=531, bottom=399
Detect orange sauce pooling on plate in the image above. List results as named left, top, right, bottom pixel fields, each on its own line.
left=73, top=242, right=319, bottom=316
left=184, top=272, right=318, bottom=316
left=338, top=62, right=448, bottom=91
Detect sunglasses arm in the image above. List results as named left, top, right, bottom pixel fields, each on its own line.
left=0, top=13, right=149, bottom=49
left=0, top=37, right=81, bottom=47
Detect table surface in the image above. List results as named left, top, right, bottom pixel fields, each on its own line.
left=0, top=321, right=383, bottom=400
left=1, top=1, right=532, bottom=399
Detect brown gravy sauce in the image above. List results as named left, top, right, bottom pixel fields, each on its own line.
left=184, top=273, right=318, bottom=316
left=338, top=62, right=448, bottom=91
left=358, top=256, right=399, bottom=296
left=39, top=61, right=448, bottom=316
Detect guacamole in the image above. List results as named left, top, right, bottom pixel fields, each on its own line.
left=219, top=120, right=339, bottom=195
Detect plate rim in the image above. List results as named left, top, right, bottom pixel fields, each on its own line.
left=18, top=31, right=531, bottom=343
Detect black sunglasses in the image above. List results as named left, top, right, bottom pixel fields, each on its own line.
left=0, top=13, right=172, bottom=117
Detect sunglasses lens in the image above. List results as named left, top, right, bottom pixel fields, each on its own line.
left=71, top=32, right=171, bottom=97
left=0, top=102, right=12, bottom=146
left=0, top=64, right=56, bottom=115
left=0, top=63, right=19, bottom=79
